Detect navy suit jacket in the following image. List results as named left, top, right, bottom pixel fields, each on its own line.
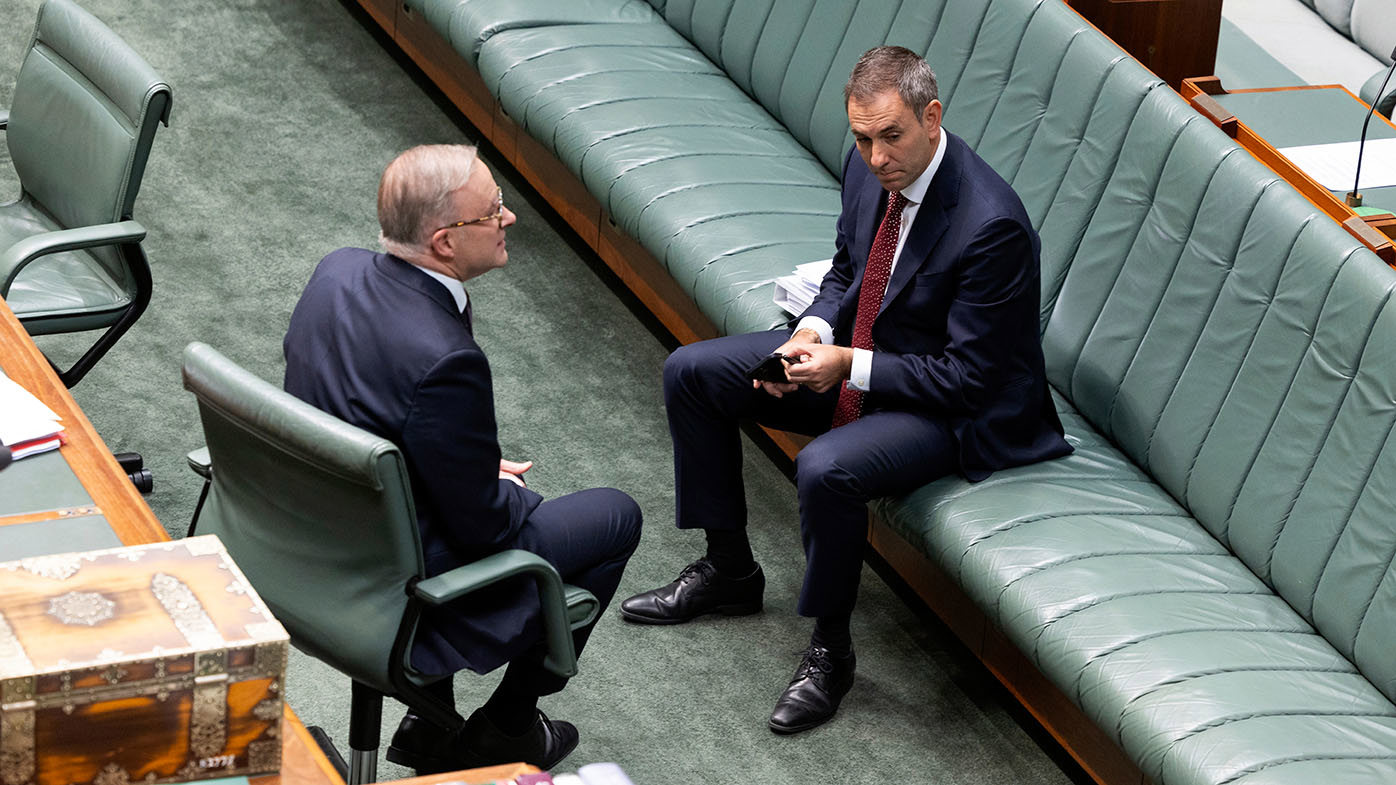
left=803, top=133, right=1070, bottom=479
left=284, top=248, right=543, bottom=675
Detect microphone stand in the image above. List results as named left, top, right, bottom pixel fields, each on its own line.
left=1346, top=47, right=1396, bottom=211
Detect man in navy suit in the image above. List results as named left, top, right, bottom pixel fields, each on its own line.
left=621, top=47, right=1071, bottom=733
left=284, top=145, right=641, bottom=771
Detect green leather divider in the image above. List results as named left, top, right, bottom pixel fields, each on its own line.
left=0, top=449, right=94, bottom=517
left=413, top=0, right=659, bottom=66
left=0, top=514, right=120, bottom=559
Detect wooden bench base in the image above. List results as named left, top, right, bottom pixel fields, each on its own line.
left=359, top=4, right=1149, bottom=783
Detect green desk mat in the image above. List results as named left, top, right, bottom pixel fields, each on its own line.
left=0, top=449, right=94, bottom=517
left=0, top=514, right=121, bottom=559
left=1215, top=88, right=1396, bottom=209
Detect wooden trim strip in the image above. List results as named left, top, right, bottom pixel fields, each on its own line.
left=0, top=507, right=103, bottom=527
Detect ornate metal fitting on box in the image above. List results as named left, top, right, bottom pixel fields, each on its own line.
left=0, top=707, right=36, bottom=785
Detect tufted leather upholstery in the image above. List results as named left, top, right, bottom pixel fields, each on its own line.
left=407, top=0, right=1396, bottom=781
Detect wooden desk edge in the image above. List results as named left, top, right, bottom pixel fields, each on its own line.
left=0, top=298, right=345, bottom=785
left=1180, top=77, right=1396, bottom=265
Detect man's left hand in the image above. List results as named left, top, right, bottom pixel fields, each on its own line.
left=784, top=343, right=854, bottom=394
left=500, top=458, right=533, bottom=487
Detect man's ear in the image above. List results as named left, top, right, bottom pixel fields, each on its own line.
left=921, top=99, right=942, bottom=133
left=427, top=228, right=454, bottom=259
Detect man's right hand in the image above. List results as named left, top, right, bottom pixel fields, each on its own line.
left=752, top=328, right=821, bottom=398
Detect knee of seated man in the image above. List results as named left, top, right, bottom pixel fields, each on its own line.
left=794, top=437, right=861, bottom=501
left=589, top=487, right=643, bottom=557
left=662, top=342, right=708, bottom=392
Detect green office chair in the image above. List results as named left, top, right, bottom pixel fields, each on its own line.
left=1, top=0, right=171, bottom=388
left=180, top=342, right=598, bottom=785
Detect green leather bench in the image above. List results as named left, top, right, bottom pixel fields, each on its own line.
left=355, top=0, right=1396, bottom=782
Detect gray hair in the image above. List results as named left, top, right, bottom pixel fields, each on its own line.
left=844, top=46, right=939, bottom=116
left=377, top=144, right=479, bottom=258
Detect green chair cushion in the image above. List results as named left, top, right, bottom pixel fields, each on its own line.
left=0, top=201, right=131, bottom=327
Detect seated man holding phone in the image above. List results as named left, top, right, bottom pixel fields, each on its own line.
left=619, top=46, right=1071, bottom=734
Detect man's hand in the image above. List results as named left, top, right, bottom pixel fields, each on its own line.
left=752, top=328, right=822, bottom=398
left=499, top=458, right=533, bottom=487
left=784, top=343, right=854, bottom=394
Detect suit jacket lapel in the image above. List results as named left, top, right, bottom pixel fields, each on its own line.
left=879, top=133, right=962, bottom=317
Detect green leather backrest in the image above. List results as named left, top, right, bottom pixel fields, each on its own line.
left=7, top=0, right=170, bottom=282
left=1041, top=85, right=1396, bottom=703
left=181, top=342, right=424, bottom=694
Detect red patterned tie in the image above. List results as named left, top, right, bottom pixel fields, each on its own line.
left=831, top=190, right=907, bottom=428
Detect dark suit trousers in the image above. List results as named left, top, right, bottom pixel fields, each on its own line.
left=439, top=488, right=641, bottom=696
left=665, top=330, right=958, bottom=618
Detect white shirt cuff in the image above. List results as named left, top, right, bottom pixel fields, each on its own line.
left=794, top=316, right=834, bottom=346
left=848, top=348, right=873, bottom=391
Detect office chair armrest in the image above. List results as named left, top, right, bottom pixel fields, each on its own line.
left=0, top=220, right=147, bottom=293
left=415, top=549, right=598, bottom=678
left=186, top=446, right=212, bottom=479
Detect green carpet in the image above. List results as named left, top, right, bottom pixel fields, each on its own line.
left=0, top=2, right=1083, bottom=783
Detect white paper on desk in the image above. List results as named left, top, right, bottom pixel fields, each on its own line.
left=773, top=258, right=833, bottom=316
left=1278, top=138, right=1396, bottom=191
left=0, top=373, right=64, bottom=446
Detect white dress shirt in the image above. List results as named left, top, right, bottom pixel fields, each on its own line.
left=795, top=130, right=947, bottom=391
left=410, top=262, right=470, bottom=314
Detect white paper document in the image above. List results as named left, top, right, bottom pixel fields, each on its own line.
left=1278, top=138, right=1396, bottom=192
left=773, top=258, right=833, bottom=315
left=0, top=372, right=65, bottom=459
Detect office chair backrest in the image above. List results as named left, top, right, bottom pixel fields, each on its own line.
left=8, top=0, right=171, bottom=281
left=181, top=342, right=424, bottom=694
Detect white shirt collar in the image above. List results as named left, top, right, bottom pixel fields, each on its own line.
left=898, top=130, right=946, bottom=205
left=409, top=263, right=469, bottom=313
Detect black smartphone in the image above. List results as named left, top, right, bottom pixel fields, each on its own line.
left=746, top=352, right=799, bottom=383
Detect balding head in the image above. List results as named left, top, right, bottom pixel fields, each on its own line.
left=377, top=144, right=479, bottom=259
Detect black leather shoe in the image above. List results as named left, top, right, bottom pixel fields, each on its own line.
left=619, top=558, right=764, bottom=624
left=386, top=708, right=579, bottom=773
left=768, top=646, right=856, bottom=734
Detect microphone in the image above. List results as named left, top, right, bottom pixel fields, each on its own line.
left=1346, top=45, right=1396, bottom=213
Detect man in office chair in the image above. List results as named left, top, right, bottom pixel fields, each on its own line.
left=621, top=47, right=1071, bottom=734
left=283, top=144, right=642, bottom=772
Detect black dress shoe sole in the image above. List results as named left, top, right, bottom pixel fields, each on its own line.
left=619, top=599, right=762, bottom=625
left=768, top=711, right=837, bottom=735
left=385, top=743, right=465, bottom=775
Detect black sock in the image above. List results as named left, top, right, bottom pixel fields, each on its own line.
left=482, top=661, right=542, bottom=736
left=811, top=614, right=853, bottom=657
left=704, top=528, right=755, bottom=576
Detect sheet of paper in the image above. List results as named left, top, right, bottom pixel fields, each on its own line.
left=773, top=258, right=833, bottom=315
left=0, top=373, right=64, bottom=447
left=1278, top=138, right=1396, bottom=191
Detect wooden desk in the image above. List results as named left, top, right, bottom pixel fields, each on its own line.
left=1180, top=77, right=1396, bottom=265
left=0, top=295, right=343, bottom=785
left=1066, top=0, right=1222, bottom=89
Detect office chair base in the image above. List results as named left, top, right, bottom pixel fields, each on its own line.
left=115, top=451, right=153, bottom=494
left=306, top=726, right=348, bottom=782
left=348, top=748, right=377, bottom=785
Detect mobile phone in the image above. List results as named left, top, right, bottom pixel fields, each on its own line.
left=746, top=352, right=799, bottom=383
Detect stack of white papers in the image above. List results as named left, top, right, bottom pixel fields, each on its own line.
left=773, top=259, right=833, bottom=315
left=1278, top=138, right=1396, bottom=191
left=0, top=373, right=65, bottom=460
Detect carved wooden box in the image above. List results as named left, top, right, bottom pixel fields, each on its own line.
left=0, top=536, right=289, bottom=785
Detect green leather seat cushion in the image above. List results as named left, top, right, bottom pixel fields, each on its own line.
left=877, top=392, right=1396, bottom=784
left=478, top=23, right=837, bottom=333
left=0, top=201, right=131, bottom=328
left=414, top=0, right=659, bottom=65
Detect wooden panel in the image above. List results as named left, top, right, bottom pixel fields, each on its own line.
left=867, top=516, right=1147, bottom=785
left=596, top=216, right=719, bottom=346
left=393, top=762, right=540, bottom=785
left=393, top=2, right=496, bottom=139
left=354, top=0, right=396, bottom=37
left=509, top=127, right=604, bottom=248
left=1067, top=0, right=1222, bottom=89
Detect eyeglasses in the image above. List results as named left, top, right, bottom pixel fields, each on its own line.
left=436, top=188, right=505, bottom=232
